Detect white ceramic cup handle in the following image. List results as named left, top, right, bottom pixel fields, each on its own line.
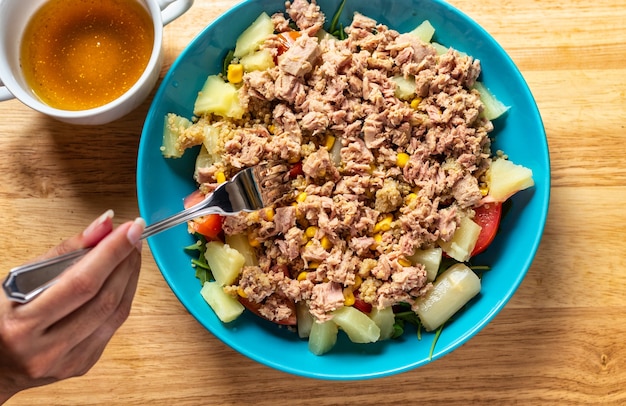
left=158, top=0, right=194, bottom=26
left=0, top=79, right=15, bottom=102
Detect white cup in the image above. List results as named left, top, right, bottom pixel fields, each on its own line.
left=0, top=0, right=193, bottom=125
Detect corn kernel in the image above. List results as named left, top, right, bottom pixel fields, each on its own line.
left=320, top=236, right=332, bottom=250
left=410, top=97, right=422, bottom=109
left=353, top=275, right=363, bottom=290
left=237, top=286, right=248, bottom=298
left=323, top=134, right=336, bottom=150
left=396, top=152, right=410, bottom=168
left=215, top=171, right=226, bottom=184
left=297, top=271, right=308, bottom=281
left=398, top=258, right=412, bottom=267
left=373, top=233, right=383, bottom=244
left=405, top=193, right=418, bottom=204
left=343, top=288, right=355, bottom=307
left=227, top=63, right=244, bottom=84
left=296, top=192, right=307, bottom=203
left=309, top=262, right=320, bottom=269
left=264, top=207, right=275, bottom=221
left=248, top=231, right=260, bottom=247
left=373, top=214, right=393, bottom=233
left=305, top=226, right=318, bottom=239
left=480, top=185, right=489, bottom=196
left=268, top=124, right=276, bottom=134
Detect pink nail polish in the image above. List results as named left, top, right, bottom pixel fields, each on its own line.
left=83, top=209, right=114, bottom=237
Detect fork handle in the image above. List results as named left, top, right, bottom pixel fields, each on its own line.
left=3, top=248, right=91, bottom=303
left=3, top=188, right=230, bottom=303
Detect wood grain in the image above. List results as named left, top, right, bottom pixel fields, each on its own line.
left=1, top=0, right=626, bottom=404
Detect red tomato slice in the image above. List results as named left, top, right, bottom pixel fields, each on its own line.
left=289, top=161, right=303, bottom=179
left=276, top=30, right=301, bottom=57
left=470, top=202, right=503, bottom=257
left=183, top=190, right=206, bottom=209
left=353, top=297, right=373, bottom=314
left=189, top=214, right=223, bottom=240
left=184, top=190, right=224, bottom=240
left=238, top=296, right=297, bottom=326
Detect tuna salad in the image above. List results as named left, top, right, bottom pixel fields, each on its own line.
left=161, top=0, right=534, bottom=354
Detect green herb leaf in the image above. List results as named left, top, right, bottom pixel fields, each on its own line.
left=184, top=234, right=213, bottom=284
left=328, top=0, right=347, bottom=38
left=195, top=267, right=211, bottom=285
left=428, top=323, right=445, bottom=360
left=221, top=49, right=235, bottom=77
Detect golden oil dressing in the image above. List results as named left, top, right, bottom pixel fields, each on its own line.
left=20, top=0, right=154, bottom=111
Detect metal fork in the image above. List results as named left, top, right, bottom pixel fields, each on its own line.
left=3, top=164, right=292, bottom=304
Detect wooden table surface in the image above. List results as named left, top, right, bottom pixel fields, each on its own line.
left=2, top=0, right=625, bottom=404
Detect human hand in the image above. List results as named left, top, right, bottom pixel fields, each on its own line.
left=0, top=210, right=144, bottom=403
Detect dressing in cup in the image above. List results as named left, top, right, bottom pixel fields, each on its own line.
left=0, top=0, right=193, bottom=125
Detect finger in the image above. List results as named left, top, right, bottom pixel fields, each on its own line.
left=5, top=210, right=116, bottom=332
left=45, top=246, right=141, bottom=351
left=41, top=210, right=115, bottom=260
left=19, top=218, right=145, bottom=327
left=45, top=260, right=140, bottom=381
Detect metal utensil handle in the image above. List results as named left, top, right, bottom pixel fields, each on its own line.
left=2, top=187, right=227, bottom=303
left=1, top=166, right=266, bottom=303
left=3, top=248, right=91, bottom=303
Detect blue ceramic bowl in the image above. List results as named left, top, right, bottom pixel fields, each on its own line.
left=137, top=0, right=550, bottom=380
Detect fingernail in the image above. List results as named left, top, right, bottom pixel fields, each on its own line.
left=127, top=217, right=146, bottom=244
left=83, top=210, right=115, bottom=237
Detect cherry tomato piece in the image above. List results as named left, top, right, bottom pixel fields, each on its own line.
left=470, top=202, right=503, bottom=256
left=275, top=30, right=302, bottom=57
left=184, top=190, right=224, bottom=240
left=289, top=162, right=303, bottom=179
left=189, top=214, right=224, bottom=240
left=183, top=189, right=205, bottom=209
left=353, top=297, right=373, bottom=314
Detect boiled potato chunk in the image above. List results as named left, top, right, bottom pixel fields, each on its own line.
left=204, top=241, right=245, bottom=286
left=240, top=49, right=275, bottom=72
left=369, top=306, right=395, bottom=341
left=296, top=302, right=315, bottom=339
left=487, top=158, right=535, bottom=202
left=225, top=233, right=258, bottom=267
left=474, top=81, right=509, bottom=120
left=431, top=42, right=449, bottom=55
left=438, top=216, right=481, bottom=262
left=392, top=75, right=416, bottom=100
left=415, top=263, right=481, bottom=331
left=202, top=124, right=222, bottom=163
left=194, top=75, right=244, bottom=119
left=194, top=145, right=213, bottom=180
left=308, top=320, right=338, bottom=355
left=408, top=247, right=442, bottom=282
left=161, top=113, right=191, bottom=158
left=200, top=281, right=245, bottom=323
left=233, top=12, right=274, bottom=58
left=331, top=306, right=380, bottom=343
left=409, top=20, right=435, bottom=43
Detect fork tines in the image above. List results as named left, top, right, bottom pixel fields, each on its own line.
left=250, top=162, right=294, bottom=207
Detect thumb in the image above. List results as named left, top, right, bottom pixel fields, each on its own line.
left=43, top=210, right=115, bottom=259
